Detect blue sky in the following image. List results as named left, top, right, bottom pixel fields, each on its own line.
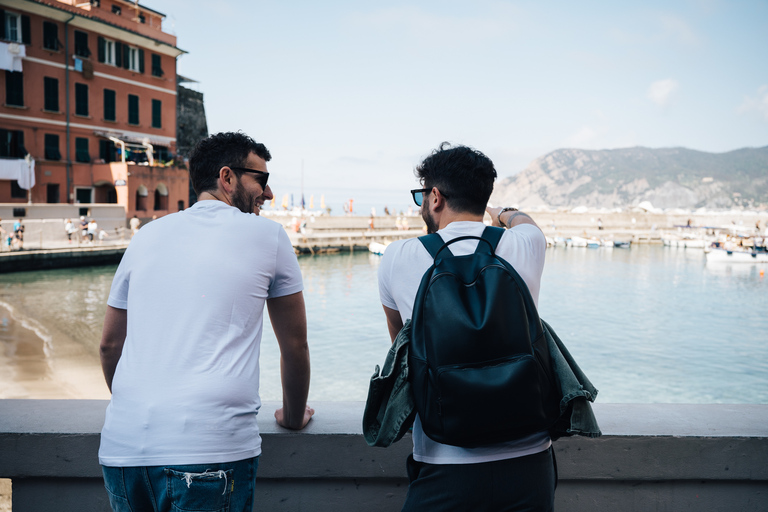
left=149, top=0, right=768, bottom=213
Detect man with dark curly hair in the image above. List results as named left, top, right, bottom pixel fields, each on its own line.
left=378, top=143, right=556, bottom=511
left=99, top=131, right=313, bottom=512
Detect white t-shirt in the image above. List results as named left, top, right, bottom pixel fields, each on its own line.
left=378, top=221, right=551, bottom=464
left=99, top=200, right=304, bottom=467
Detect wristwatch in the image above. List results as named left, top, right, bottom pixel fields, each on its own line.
left=497, top=207, right=518, bottom=228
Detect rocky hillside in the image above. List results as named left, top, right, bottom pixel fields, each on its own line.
left=490, top=146, right=768, bottom=210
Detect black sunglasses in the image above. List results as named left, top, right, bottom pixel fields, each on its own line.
left=230, top=166, right=269, bottom=189
left=411, top=188, right=449, bottom=207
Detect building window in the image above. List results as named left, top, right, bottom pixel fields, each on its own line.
left=75, top=137, right=90, bottom=163
left=99, top=139, right=115, bottom=163
left=47, top=183, right=60, bottom=203
left=44, top=134, right=61, bottom=160
left=111, top=5, right=121, bottom=15
left=44, top=76, right=59, bottom=112
left=74, top=30, right=90, bottom=58
left=151, top=99, right=162, bottom=128
left=75, top=83, right=89, bottom=117
left=103, top=88, right=116, bottom=121
left=2, top=12, right=29, bottom=44
left=98, top=37, right=116, bottom=65
left=154, top=145, right=170, bottom=163
left=128, top=94, right=139, bottom=125
left=0, top=129, right=26, bottom=157
left=10, top=180, right=26, bottom=198
left=5, top=70, right=23, bottom=106
left=43, top=21, right=60, bottom=51
left=151, top=53, right=163, bottom=77
left=138, top=14, right=146, bottom=24
left=121, top=46, right=144, bottom=73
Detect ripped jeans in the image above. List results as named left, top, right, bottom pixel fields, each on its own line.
left=102, top=456, right=258, bottom=512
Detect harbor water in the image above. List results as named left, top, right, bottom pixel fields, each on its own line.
left=0, top=245, right=766, bottom=403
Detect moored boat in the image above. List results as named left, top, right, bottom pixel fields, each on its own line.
left=705, top=247, right=768, bottom=263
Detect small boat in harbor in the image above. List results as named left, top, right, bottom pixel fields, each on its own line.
left=368, top=242, right=389, bottom=255
left=613, top=240, right=631, bottom=248
left=705, top=248, right=768, bottom=263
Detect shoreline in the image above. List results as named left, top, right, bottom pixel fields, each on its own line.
left=0, top=302, right=110, bottom=400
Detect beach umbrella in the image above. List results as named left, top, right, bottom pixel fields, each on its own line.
left=270, top=197, right=275, bottom=208
left=281, top=194, right=289, bottom=209
left=301, top=194, right=305, bottom=209
left=310, top=195, right=314, bottom=209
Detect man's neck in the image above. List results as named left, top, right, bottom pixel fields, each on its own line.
left=438, top=210, right=484, bottom=230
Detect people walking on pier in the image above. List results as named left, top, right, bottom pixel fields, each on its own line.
left=79, top=216, right=88, bottom=243
left=12, top=219, right=24, bottom=250
left=377, top=143, right=555, bottom=511
left=129, top=215, right=141, bottom=237
left=98, top=131, right=313, bottom=512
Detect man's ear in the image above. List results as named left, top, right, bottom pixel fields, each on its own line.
left=432, top=187, right=446, bottom=210
left=219, top=166, right=236, bottom=194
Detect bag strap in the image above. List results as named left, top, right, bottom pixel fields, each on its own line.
left=478, top=226, right=504, bottom=253
left=419, top=226, right=506, bottom=260
left=418, top=233, right=444, bottom=259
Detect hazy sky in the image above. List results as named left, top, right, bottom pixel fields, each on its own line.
left=148, top=0, right=768, bottom=211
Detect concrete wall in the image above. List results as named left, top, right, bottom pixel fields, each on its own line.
left=0, top=401, right=766, bottom=512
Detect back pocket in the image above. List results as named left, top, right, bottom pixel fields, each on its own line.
left=166, top=468, right=233, bottom=512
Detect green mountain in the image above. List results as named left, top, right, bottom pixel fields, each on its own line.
left=490, top=146, right=768, bottom=210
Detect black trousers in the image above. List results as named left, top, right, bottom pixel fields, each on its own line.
left=401, top=447, right=557, bottom=512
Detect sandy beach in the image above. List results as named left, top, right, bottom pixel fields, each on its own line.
left=0, top=302, right=110, bottom=400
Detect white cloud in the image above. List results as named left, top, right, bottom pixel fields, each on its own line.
left=647, top=79, right=679, bottom=107
left=738, top=85, right=768, bottom=120
left=565, top=126, right=597, bottom=148
left=659, top=15, right=699, bottom=46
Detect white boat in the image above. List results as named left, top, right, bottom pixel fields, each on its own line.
left=567, top=236, right=588, bottom=247
left=662, top=236, right=708, bottom=248
left=368, top=242, right=389, bottom=255
left=705, top=248, right=768, bottom=263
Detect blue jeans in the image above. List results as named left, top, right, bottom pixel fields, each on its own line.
left=102, top=457, right=258, bottom=512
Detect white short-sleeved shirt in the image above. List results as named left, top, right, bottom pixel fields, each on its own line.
left=99, top=200, right=303, bottom=467
left=378, top=221, right=551, bottom=464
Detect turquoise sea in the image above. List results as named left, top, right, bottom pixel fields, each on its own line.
left=1, top=245, right=766, bottom=403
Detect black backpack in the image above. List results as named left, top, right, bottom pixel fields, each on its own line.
left=409, top=226, right=561, bottom=447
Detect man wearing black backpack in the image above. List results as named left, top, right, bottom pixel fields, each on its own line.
left=378, top=143, right=556, bottom=511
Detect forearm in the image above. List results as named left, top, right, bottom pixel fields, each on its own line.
left=268, top=292, right=312, bottom=429
left=486, top=206, right=540, bottom=230
left=99, top=306, right=127, bottom=393
left=280, top=346, right=311, bottom=427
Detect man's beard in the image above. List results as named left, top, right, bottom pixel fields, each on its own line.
left=232, top=182, right=256, bottom=214
left=422, top=206, right=438, bottom=234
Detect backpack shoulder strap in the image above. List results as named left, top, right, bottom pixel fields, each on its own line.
left=418, top=233, right=444, bottom=259
left=478, top=226, right=504, bottom=254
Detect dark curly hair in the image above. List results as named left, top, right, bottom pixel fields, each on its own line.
left=188, top=132, right=272, bottom=196
left=415, top=142, right=497, bottom=215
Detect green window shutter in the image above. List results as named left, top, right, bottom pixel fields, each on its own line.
left=5, top=71, right=23, bottom=106
left=44, top=77, right=59, bottom=112
left=122, top=44, right=129, bottom=69
left=0, top=10, right=6, bottom=40
left=128, top=94, right=139, bottom=125
left=75, top=138, right=90, bottom=163
left=104, top=89, right=116, bottom=121
left=21, top=15, right=31, bottom=45
left=75, top=83, right=89, bottom=116
left=45, top=134, right=61, bottom=161
left=152, top=99, right=161, bottom=128
left=139, top=49, right=145, bottom=73
left=98, top=36, right=105, bottom=62
left=43, top=22, right=58, bottom=51
left=115, top=41, right=122, bottom=67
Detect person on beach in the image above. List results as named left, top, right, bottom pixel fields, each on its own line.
left=98, top=131, right=313, bottom=512
left=79, top=216, right=88, bottom=243
left=87, top=218, right=98, bottom=243
left=378, top=143, right=555, bottom=511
